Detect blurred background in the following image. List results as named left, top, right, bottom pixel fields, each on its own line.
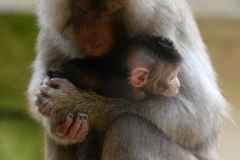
left=0, top=0, right=239, bottom=159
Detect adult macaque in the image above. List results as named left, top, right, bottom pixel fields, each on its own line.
left=48, top=36, right=181, bottom=101
left=29, top=0, right=228, bottom=159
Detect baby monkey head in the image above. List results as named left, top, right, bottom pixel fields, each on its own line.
left=127, top=35, right=182, bottom=98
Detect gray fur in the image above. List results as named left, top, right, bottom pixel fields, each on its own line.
left=28, top=0, right=229, bottom=159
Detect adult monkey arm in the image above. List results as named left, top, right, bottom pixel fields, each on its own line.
left=30, top=0, right=228, bottom=159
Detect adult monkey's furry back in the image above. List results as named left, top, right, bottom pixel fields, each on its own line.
left=28, top=0, right=229, bottom=159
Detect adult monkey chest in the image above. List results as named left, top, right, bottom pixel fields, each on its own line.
left=72, top=0, right=128, bottom=56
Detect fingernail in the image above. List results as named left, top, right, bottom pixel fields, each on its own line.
left=68, top=113, right=73, bottom=119
left=84, top=116, right=87, bottom=121
left=79, top=116, right=83, bottom=121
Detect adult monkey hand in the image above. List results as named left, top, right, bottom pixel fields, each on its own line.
left=29, top=0, right=228, bottom=159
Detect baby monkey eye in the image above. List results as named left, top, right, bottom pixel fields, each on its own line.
left=163, top=84, right=169, bottom=90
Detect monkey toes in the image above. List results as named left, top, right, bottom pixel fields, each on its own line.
left=52, top=113, right=89, bottom=142
left=35, top=78, right=79, bottom=117
left=35, top=80, right=57, bottom=117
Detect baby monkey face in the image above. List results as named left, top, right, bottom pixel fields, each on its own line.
left=153, top=64, right=180, bottom=97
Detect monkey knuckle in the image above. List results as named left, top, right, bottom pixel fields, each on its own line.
left=47, top=91, right=56, bottom=98
left=39, top=85, right=48, bottom=92
left=68, top=134, right=75, bottom=139
left=36, top=91, right=42, bottom=98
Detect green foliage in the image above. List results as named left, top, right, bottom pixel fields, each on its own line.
left=0, top=119, right=44, bottom=160
left=0, top=14, right=44, bottom=160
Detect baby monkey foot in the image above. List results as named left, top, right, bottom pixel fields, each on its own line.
left=52, top=113, right=89, bottom=142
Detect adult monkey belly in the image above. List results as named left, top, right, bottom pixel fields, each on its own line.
left=29, top=0, right=228, bottom=159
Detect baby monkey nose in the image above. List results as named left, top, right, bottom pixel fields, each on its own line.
left=177, top=81, right=180, bottom=89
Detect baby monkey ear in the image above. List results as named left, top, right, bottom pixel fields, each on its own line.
left=131, top=68, right=149, bottom=87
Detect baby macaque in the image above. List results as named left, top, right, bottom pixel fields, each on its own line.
left=48, top=35, right=182, bottom=101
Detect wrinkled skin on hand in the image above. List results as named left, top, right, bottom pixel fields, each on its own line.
left=35, top=78, right=89, bottom=142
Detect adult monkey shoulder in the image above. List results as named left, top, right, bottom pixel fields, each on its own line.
left=29, top=0, right=228, bottom=160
